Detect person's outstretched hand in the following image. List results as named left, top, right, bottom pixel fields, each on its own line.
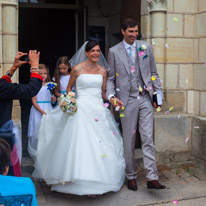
left=29, top=50, right=40, bottom=68
left=12, top=51, right=28, bottom=69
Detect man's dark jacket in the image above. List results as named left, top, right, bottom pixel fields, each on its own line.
left=0, top=74, right=42, bottom=128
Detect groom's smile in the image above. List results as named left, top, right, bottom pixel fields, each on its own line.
left=121, top=25, right=139, bottom=45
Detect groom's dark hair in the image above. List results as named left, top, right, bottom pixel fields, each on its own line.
left=85, top=40, right=100, bottom=52
left=121, top=18, right=138, bottom=31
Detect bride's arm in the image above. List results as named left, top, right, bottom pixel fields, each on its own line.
left=66, top=66, right=77, bottom=93
left=102, top=69, right=108, bottom=101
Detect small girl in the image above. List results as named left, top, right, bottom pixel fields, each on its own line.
left=28, top=64, right=56, bottom=138
left=53, top=56, right=74, bottom=97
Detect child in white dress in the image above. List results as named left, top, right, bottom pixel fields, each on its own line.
left=53, top=56, right=74, bottom=97
left=28, top=64, right=56, bottom=157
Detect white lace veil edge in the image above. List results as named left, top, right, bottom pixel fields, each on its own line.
left=69, top=41, right=110, bottom=71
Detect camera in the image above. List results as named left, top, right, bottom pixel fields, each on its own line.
left=20, top=55, right=29, bottom=62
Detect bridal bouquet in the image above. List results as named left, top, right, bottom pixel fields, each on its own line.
left=59, top=92, right=77, bottom=114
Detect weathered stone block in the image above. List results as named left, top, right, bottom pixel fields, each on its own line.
left=184, top=15, right=194, bottom=37
left=152, top=38, right=165, bottom=62
left=154, top=115, right=191, bottom=154
left=193, top=39, right=199, bottom=63
left=192, top=116, right=206, bottom=161
left=166, top=38, right=193, bottom=63
left=200, top=92, right=206, bottom=116
left=166, top=14, right=183, bottom=37
left=199, top=0, right=206, bottom=12
left=141, top=15, right=151, bottom=38
left=199, top=38, right=206, bottom=62
left=193, top=64, right=206, bottom=90
left=2, top=35, right=16, bottom=63
left=2, top=5, right=16, bottom=34
left=165, top=64, right=178, bottom=89
left=174, top=0, right=196, bottom=13
left=151, top=12, right=165, bottom=37
left=167, top=0, right=173, bottom=12
left=179, top=64, right=193, bottom=89
left=165, top=91, right=186, bottom=112
left=187, top=90, right=200, bottom=115
left=141, top=0, right=149, bottom=15
left=195, top=13, right=206, bottom=37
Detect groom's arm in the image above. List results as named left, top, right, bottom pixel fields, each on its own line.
left=106, top=49, right=116, bottom=98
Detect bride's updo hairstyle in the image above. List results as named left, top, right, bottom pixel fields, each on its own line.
left=85, top=40, right=99, bottom=52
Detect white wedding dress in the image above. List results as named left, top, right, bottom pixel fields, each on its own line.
left=32, top=74, right=126, bottom=195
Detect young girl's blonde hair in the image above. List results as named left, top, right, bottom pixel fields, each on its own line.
left=39, top=64, right=51, bottom=82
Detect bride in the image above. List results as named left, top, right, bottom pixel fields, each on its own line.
left=32, top=40, right=126, bottom=196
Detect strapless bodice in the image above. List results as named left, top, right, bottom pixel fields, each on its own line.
left=76, top=74, right=103, bottom=98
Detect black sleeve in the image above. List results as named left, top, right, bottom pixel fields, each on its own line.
left=0, top=78, right=42, bottom=100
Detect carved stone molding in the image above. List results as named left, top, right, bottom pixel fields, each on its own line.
left=148, top=0, right=167, bottom=12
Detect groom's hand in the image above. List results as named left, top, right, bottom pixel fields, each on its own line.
left=110, top=97, right=123, bottom=107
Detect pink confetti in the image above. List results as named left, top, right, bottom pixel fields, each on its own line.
left=178, top=113, right=180, bottom=119
left=138, top=51, right=145, bottom=57
left=147, top=0, right=151, bottom=3
left=185, top=136, right=189, bottom=143
left=94, top=118, right=98, bottom=122
left=130, top=66, right=135, bottom=73
left=113, top=131, right=117, bottom=135
left=204, top=62, right=206, bottom=66
left=165, top=111, right=170, bottom=114
left=103, top=103, right=109, bottom=108
left=133, top=130, right=136, bottom=134
left=172, top=200, right=179, bottom=205
left=194, top=126, right=199, bottom=129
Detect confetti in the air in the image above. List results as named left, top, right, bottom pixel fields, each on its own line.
left=101, top=153, right=108, bottom=157
left=172, top=200, right=179, bottom=205
left=133, top=130, right=136, bottom=134
left=194, top=126, right=199, bottom=129
left=113, top=131, right=117, bottom=135
left=165, top=111, right=170, bottom=114
left=116, top=88, right=120, bottom=91
left=116, top=73, right=119, bottom=77
left=185, top=136, right=189, bottom=143
left=186, top=78, right=189, bottom=84
left=157, top=107, right=161, bottom=112
left=165, top=44, right=169, bottom=48
left=94, top=118, right=99, bottom=122
left=173, top=17, right=179, bottom=22
left=169, top=106, right=174, bottom=112
left=103, top=103, right=109, bottom=108
left=151, top=76, right=156, bottom=81
left=178, top=113, right=180, bottom=119
left=137, top=96, right=140, bottom=100
left=138, top=86, right=143, bottom=92
left=114, top=99, right=117, bottom=105
left=120, top=113, right=125, bottom=118
left=121, top=106, right=125, bottom=110
left=204, top=62, right=206, bottom=66
left=152, top=39, right=155, bottom=45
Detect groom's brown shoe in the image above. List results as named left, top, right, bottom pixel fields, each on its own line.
left=147, top=180, right=166, bottom=189
left=127, top=179, right=138, bottom=191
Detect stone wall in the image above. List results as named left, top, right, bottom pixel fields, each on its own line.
left=141, top=0, right=206, bottom=166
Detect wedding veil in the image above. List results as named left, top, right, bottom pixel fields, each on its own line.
left=69, top=41, right=110, bottom=71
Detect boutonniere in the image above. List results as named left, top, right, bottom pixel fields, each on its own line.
left=137, top=44, right=148, bottom=59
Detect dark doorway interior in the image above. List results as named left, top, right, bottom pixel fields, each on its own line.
left=18, top=7, right=76, bottom=148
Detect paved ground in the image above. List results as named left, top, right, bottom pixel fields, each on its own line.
left=21, top=156, right=206, bottom=206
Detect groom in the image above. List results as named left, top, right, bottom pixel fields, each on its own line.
left=106, top=18, right=166, bottom=191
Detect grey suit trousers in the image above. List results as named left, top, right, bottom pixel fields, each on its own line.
left=120, top=93, right=158, bottom=181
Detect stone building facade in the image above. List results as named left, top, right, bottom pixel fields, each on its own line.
left=0, top=0, right=206, bottom=167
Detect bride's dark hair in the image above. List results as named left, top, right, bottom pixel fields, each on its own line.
left=85, top=40, right=99, bottom=52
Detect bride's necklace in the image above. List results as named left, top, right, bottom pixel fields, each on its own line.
left=86, top=60, right=97, bottom=69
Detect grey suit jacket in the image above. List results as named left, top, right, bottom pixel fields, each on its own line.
left=106, top=40, right=162, bottom=107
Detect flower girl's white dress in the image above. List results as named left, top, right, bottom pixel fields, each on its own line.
left=33, top=74, right=125, bottom=195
